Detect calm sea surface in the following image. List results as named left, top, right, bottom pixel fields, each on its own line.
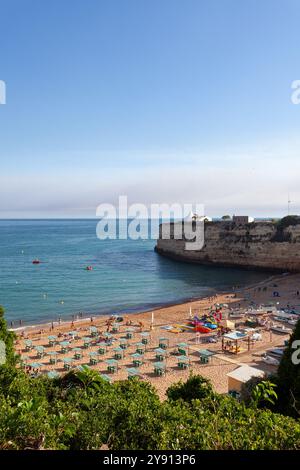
left=0, top=219, right=269, bottom=325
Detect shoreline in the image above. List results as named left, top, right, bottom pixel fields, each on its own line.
left=10, top=271, right=292, bottom=335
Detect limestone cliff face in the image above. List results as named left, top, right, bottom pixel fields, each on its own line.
left=155, top=221, right=300, bottom=272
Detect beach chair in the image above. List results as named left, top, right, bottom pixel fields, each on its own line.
left=106, top=359, right=118, bottom=373
left=177, top=342, right=189, bottom=356
left=154, top=348, right=166, bottom=362
left=119, top=338, right=128, bottom=350
left=135, top=342, right=146, bottom=355
left=48, top=335, right=57, bottom=347
left=59, top=341, right=70, bottom=354
left=127, top=368, right=141, bottom=380
left=25, top=340, right=33, bottom=351
left=47, top=370, right=60, bottom=379
left=89, top=351, right=99, bottom=365
left=158, top=338, right=169, bottom=350
left=100, top=374, right=112, bottom=383
left=125, top=328, right=135, bottom=339
left=90, top=326, right=98, bottom=338
left=141, top=332, right=150, bottom=345
left=177, top=355, right=190, bottom=369
left=63, top=358, right=73, bottom=370
left=48, top=351, right=58, bottom=365
left=83, top=337, right=91, bottom=349
left=97, top=342, right=107, bottom=355
left=198, top=349, right=214, bottom=364
left=73, top=348, right=83, bottom=360
left=153, top=362, right=166, bottom=376
left=113, top=347, right=124, bottom=360
left=131, top=353, right=143, bottom=368
left=36, top=345, right=45, bottom=358
left=111, top=323, right=119, bottom=334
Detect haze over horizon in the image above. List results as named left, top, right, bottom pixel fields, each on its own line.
left=1, top=1, right=300, bottom=218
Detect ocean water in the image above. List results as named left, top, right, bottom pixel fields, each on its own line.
left=0, top=219, right=269, bottom=325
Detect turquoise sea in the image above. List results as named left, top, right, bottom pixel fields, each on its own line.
left=0, top=219, right=269, bottom=325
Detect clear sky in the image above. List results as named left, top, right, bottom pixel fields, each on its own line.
left=1, top=0, right=300, bottom=218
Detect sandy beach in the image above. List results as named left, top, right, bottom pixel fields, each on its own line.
left=14, top=272, right=300, bottom=399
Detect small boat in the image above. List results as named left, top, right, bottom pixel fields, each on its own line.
left=229, top=313, right=244, bottom=319
left=288, top=319, right=298, bottom=326
left=32, top=259, right=40, bottom=264
left=270, top=325, right=292, bottom=334
left=267, top=348, right=285, bottom=358
left=195, top=325, right=211, bottom=334
left=273, top=316, right=289, bottom=323
left=245, top=308, right=266, bottom=316
left=85, top=266, right=93, bottom=271
left=204, top=322, right=217, bottom=330
left=262, top=354, right=279, bottom=366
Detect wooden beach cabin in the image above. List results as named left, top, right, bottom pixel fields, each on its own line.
left=227, top=365, right=265, bottom=394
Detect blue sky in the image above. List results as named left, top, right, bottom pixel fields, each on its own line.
left=1, top=0, right=300, bottom=217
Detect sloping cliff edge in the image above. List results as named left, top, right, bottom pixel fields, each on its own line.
left=155, top=219, right=300, bottom=273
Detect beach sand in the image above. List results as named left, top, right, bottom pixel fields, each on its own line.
left=14, top=272, right=300, bottom=399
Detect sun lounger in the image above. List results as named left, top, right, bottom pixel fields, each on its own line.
left=153, top=362, right=166, bottom=376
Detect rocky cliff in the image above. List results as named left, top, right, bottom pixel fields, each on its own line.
left=155, top=219, right=300, bottom=272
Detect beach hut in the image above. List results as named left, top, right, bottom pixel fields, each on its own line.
left=154, top=348, right=167, bottom=362
left=63, top=357, right=74, bottom=370
left=227, top=366, right=265, bottom=394
left=25, top=339, right=33, bottom=351
left=106, top=359, right=118, bottom=373
left=48, top=351, right=58, bottom=365
left=127, top=368, right=141, bottom=380
left=89, top=351, right=99, bottom=365
left=48, top=335, right=57, bottom=347
left=97, top=342, right=107, bottom=355
left=82, top=337, right=92, bottom=349
left=113, top=346, right=125, bottom=360
left=131, top=353, right=143, bottom=368
left=153, top=362, right=167, bottom=376
left=59, top=341, right=70, bottom=354
left=177, top=355, right=190, bottom=369
left=73, top=347, right=83, bottom=360
left=198, top=349, right=215, bottom=364
left=35, top=345, right=45, bottom=358
left=140, top=332, right=150, bottom=345
left=177, top=342, right=189, bottom=356
left=158, top=337, right=169, bottom=350
left=135, top=342, right=146, bottom=355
